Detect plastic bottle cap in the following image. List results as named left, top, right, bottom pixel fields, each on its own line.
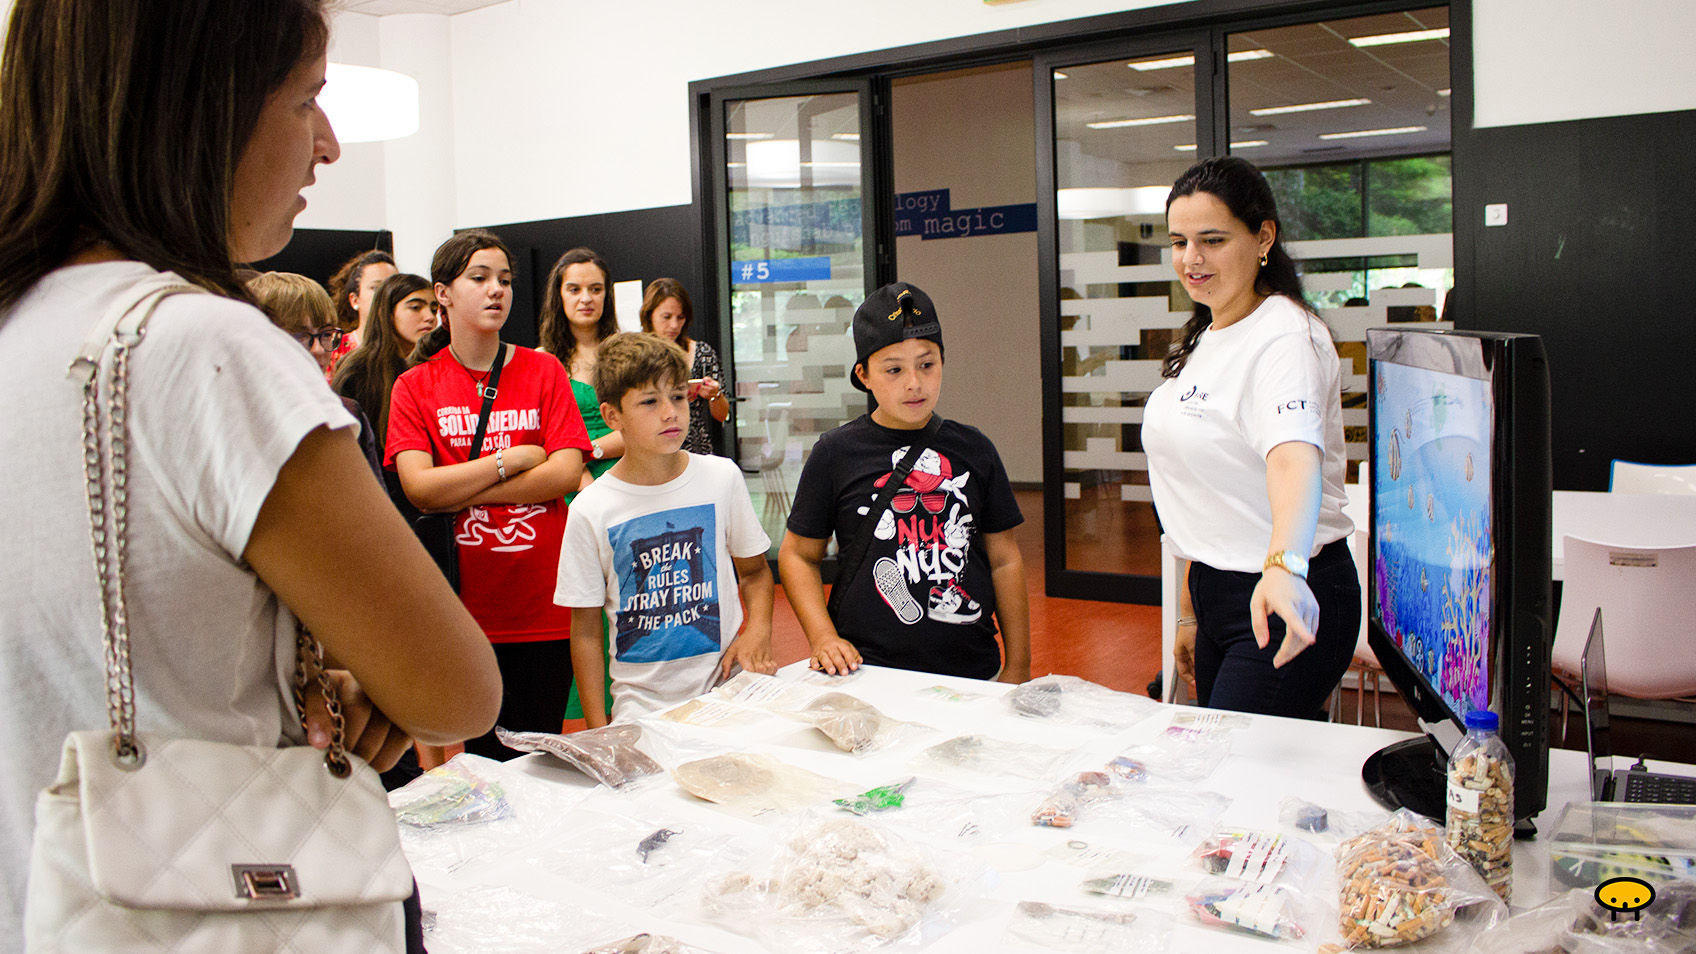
left=1464, top=710, right=1499, bottom=732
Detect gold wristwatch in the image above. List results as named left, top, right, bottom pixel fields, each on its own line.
left=1263, top=549, right=1309, bottom=578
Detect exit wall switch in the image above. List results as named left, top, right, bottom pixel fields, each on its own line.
left=1485, top=203, right=1508, bottom=227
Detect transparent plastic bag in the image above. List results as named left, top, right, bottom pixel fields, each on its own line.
left=1004, top=675, right=1161, bottom=731
left=1169, top=710, right=1253, bottom=731
left=699, top=813, right=984, bottom=954
left=794, top=691, right=927, bottom=756
left=393, top=755, right=591, bottom=877
left=1473, top=883, right=1696, bottom=954
left=496, top=723, right=664, bottom=791
left=836, top=778, right=918, bottom=816
left=709, top=673, right=927, bottom=755
left=918, top=684, right=986, bottom=704
left=1190, top=827, right=1329, bottom=892
left=660, top=697, right=766, bottom=729
left=875, top=785, right=1034, bottom=844
left=391, top=756, right=516, bottom=827
left=1031, top=771, right=1125, bottom=829
left=1081, top=786, right=1232, bottom=846
left=1078, top=871, right=1184, bottom=903
left=1186, top=877, right=1323, bottom=942
left=908, top=734, right=1077, bottom=782
left=1115, top=725, right=1233, bottom=783
left=526, top=808, right=744, bottom=909
left=712, top=670, right=820, bottom=709
left=580, top=934, right=724, bottom=954
left=1332, top=809, right=1507, bottom=949
left=423, top=884, right=622, bottom=954
left=1278, top=796, right=1391, bottom=840
left=1002, top=900, right=1174, bottom=953
left=1045, top=839, right=1150, bottom=875
left=672, top=752, right=854, bottom=816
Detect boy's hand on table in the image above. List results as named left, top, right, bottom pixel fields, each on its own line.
left=808, top=636, right=862, bottom=676
left=722, top=632, right=776, bottom=677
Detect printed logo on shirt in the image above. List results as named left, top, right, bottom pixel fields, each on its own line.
left=457, top=504, right=546, bottom=552
left=608, top=504, right=722, bottom=663
left=1276, top=399, right=1314, bottom=414
left=858, top=447, right=981, bottom=626
left=1178, top=384, right=1210, bottom=420
left=435, top=404, right=541, bottom=451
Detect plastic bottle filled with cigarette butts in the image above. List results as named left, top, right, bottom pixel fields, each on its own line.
left=1445, top=710, right=1514, bottom=901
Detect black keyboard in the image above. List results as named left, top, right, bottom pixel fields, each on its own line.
left=1623, top=771, right=1696, bottom=805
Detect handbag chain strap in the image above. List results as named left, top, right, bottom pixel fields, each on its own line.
left=74, top=279, right=349, bottom=776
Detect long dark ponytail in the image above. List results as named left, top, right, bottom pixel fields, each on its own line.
left=1161, top=156, right=1317, bottom=379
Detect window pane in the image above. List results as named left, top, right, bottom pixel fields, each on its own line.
left=725, top=93, right=865, bottom=555
left=1053, top=54, right=1199, bottom=577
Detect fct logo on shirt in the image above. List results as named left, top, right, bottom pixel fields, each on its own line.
left=1276, top=399, right=1314, bottom=414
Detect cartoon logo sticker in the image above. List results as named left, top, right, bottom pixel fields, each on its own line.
left=1595, top=876, right=1654, bottom=922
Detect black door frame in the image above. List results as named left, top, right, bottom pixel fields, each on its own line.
left=699, top=78, right=888, bottom=466
left=687, top=0, right=1473, bottom=599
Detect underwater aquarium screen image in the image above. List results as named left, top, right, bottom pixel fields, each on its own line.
left=1371, top=360, right=1494, bottom=719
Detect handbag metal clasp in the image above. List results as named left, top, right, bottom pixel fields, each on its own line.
left=232, top=864, right=299, bottom=901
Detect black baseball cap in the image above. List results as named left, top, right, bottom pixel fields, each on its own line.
left=851, top=282, right=944, bottom=392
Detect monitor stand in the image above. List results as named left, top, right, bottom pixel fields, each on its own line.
left=1363, top=735, right=1447, bottom=821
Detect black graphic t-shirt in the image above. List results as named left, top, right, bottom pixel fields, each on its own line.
left=787, top=415, right=1023, bottom=678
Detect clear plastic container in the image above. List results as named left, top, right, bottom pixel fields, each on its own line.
left=1445, top=710, right=1515, bottom=902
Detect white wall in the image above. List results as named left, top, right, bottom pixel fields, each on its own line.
left=444, top=0, right=1185, bottom=227
left=299, top=12, right=388, bottom=232
left=1473, top=0, right=1696, bottom=128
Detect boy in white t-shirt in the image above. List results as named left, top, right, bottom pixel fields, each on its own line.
left=554, top=333, right=775, bottom=724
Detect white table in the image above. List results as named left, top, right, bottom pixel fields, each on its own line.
left=401, top=664, right=1600, bottom=954
left=1160, top=488, right=1696, bottom=705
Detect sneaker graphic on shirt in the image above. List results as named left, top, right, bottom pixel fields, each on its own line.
left=873, top=557, right=923, bottom=624
left=927, top=580, right=981, bottom=624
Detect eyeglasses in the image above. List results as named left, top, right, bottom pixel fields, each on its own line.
left=293, top=329, right=345, bottom=351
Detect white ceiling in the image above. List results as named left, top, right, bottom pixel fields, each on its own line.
left=341, top=0, right=506, bottom=14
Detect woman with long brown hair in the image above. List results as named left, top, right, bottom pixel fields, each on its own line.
left=538, top=247, right=624, bottom=483
left=0, top=0, right=500, bottom=946
left=324, top=248, right=397, bottom=375
left=640, top=277, right=728, bottom=455
left=334, top=271, right=434, bottom=450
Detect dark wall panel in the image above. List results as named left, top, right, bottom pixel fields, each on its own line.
left=475, top=205, right=704, bottom=351
left=1455, top=109, right=1696, bottom=491
left=251, top=228, right=391, bottom=290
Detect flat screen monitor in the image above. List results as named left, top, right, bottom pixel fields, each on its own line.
left=1362, top=327, right=1551, bottom=831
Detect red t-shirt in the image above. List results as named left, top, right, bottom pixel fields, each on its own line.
left=386, top=346, right=590, bottom=642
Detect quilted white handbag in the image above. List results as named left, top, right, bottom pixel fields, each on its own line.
left=23, top=273, right=413, bottom=953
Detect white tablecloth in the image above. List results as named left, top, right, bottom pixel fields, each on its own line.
left=398, top=663, right=1599, bottom=954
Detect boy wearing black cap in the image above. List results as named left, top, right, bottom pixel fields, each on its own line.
left=778, top=282, right=1031, bottom=683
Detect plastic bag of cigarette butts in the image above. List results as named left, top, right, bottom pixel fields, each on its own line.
left=1327, top=809, right=1507, bottom=950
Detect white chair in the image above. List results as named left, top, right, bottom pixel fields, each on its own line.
left=737, top=402, right=792, bottom=527
left=1333, top=526, right=1382, bottom=726
left=1551, top=536, right=1696, bottom=734
left=1610, top=460, right=1696, bottom=496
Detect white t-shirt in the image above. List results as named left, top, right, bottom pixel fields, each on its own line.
left=1142, top=293, right=1353, bottom=573
left=554, top=453, right=770, bottom=722
left=0, top=262, right=355, bottom=947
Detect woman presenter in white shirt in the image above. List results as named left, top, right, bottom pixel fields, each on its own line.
left=1142, top=157, right=1358, bottom=719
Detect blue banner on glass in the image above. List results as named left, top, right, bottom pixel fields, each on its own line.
left=731, top=255, right=833, bottom=285
left=894, top=188, right=1037, bottom=240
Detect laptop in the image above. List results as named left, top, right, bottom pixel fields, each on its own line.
left=1581, top=608, right=1696, bottom=804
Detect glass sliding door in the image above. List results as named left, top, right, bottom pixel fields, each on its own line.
left=707, top=82, right=883, bottom=556
left=1038, top=37, right=1211, bottom=602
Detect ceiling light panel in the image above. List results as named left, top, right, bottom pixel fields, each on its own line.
left=1348, top=27, right=1450, bottom=47
left=1086, top=114, right=1195, bottom=129
left=1249, top=98, right=1371, bottom=116
left=1318, top=125, right=1428, bottom=140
